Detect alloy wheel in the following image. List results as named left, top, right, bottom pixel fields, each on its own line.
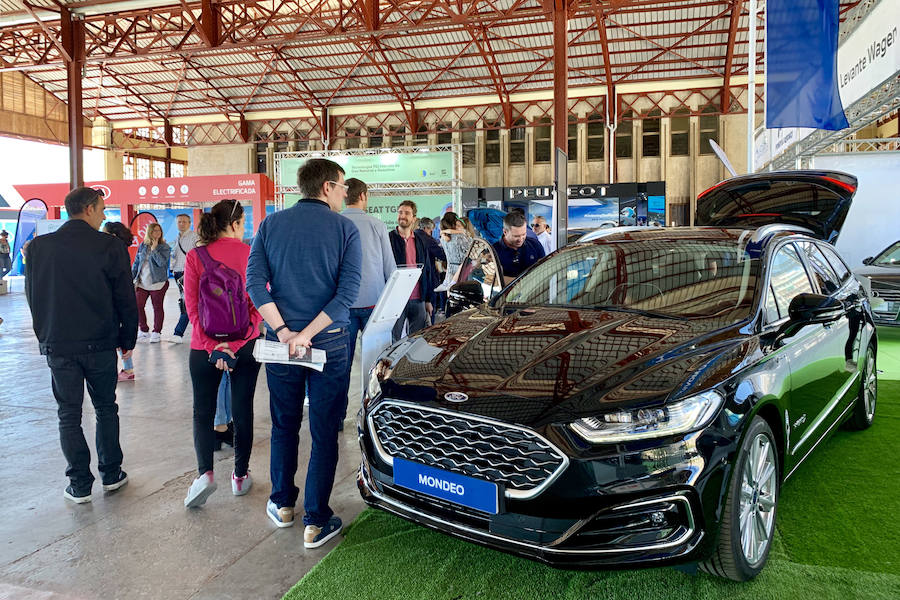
left=864, top=350, right=877, bottom=420
left=738, top=433, right=777, bottom=566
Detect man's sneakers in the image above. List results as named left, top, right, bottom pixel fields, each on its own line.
left=304, top=516, right=343, bottom=548
left=231, top=471, right=252, bottom=496
left=63, top=485, right=92, bottom=504
left=102, top=470, right=129, bottom=492
left=266, top=500, right=294, bottom=528
left=167, top=335, right=184, bottom=344
left=117, top=370, right=135, bottom=382
left=137, top=331, right=150, bottom=343
left=149, top=332, right=161, bottom=343
left=184, top=471, right=217, bottom=508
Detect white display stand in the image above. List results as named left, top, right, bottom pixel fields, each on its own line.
left=359, top=266, right=422, bottom=397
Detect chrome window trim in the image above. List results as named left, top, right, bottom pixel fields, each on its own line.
left=367, top=398, right=570, bottom=500
left=360, top=464, right=696, bottom=556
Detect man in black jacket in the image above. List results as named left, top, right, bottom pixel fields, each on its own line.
left=25, top=187, right=138, bottom=504
left=389, top=200, right=439, bottom=341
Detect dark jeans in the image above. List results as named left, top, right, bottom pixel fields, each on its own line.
left=173, top=272, right=189, bottom=337
left=47, top=351, right=123, bottom=492
left=188, top=342, right=260, bottom=477
left=266, top=328, right=349, bottom=526
left=343, top=307, right=373, bottom=420
left=0, top=252, right=11, bottom=278
left=136, top=280, right=169, bottom=333
left=391, top=299, right=426, bottom=342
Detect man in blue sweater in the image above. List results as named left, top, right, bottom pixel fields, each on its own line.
left=246, top=158, right=361, bottom=549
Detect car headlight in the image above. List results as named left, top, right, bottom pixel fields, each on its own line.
left=366, top=358, right=393, bottom=403
left=570, top=390, right=724, bottom=443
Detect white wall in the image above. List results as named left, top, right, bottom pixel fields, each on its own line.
left=812, top=152, right=900, bottom=268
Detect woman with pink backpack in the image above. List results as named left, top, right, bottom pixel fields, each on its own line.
left=182, top=199, right=262, bottom=508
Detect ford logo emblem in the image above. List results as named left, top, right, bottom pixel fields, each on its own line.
left=444, top=392, right=468, bottom=403
left=872, top=290, right=880, bottom=297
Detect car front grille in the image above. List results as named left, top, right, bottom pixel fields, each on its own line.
left=871, top=282, right=900, bottom=303
left=369, top=400, right=568, bottom=499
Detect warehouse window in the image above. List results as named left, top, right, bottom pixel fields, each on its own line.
left=415, top=125, right=429, bottom=145
left=437, top=123, right=452, bottom=145
left=369, top=127, right=383, bottom=148
left=345, top=128, right=361, bottom=149
left=615, top=111, right=633, bottom=159
left=534, top=117, right=552, bottom=163
left=388, top=125, right=406, bottom=147
left=670, top=108, right=690, bottom=156
left=485, top=128, right=500, bottom=165
left=461, top=121, right=476, bottom=166
left=586, top=114, right=604, bottom=161
left=642, top=109, right=661, bottom=157
left=510, top=118, right=526, bottom=164
left=699, top=106, right=719, bottom=155
left=567, top=115, right=578, bottom=161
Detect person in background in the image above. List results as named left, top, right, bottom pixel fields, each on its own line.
left=183, top=200, right=262, bottom=508
left=435, top=212, right=473, bottom=292
left=340, top=178, right=395, bottom=429
left=416, top=216, right=447, bottom=321
left=25, top=187, right=136, bottom=503
left=103, top=221, right=138, bottom=382
left=459, top=216, right=478, bottom=238
left=246, top=158, right=361, bottom=548
left=418, top=217, right=435, bottom=237
left=531, top=216, right=553, bottom=255
left=389, top=200, right=439, bottom=341
left=0, top=230, right=11, bottom=278
left=131, top=223, right=171, bottom=343
left=493, top=211, right=545, bottom=285
left=169, top=214, right=199, bottom=344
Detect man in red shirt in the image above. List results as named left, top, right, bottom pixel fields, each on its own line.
left=388, top=200, right=438, bottom=341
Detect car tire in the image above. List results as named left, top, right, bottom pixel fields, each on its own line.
left=846, top=344, right=877, bottom=431
left=700, top=416, right=779, bottom=581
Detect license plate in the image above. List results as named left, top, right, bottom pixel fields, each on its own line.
left=392, top=457, right=499, bottom=514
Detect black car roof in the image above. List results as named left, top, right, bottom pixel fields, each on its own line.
left=576, top=225, right=812, bottom=246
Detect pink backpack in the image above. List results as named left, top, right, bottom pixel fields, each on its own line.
left=195, top=246, right=252, bottom=341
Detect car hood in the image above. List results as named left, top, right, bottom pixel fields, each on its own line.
left=376, top=306, right=756, bottom=428
left=855, top=264, right=900, bottom=279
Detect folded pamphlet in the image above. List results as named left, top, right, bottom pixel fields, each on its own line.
left=252, top=339, right=327, bottom=371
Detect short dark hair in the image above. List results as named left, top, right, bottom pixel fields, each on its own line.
left=503, top=211, right=526, bottom=229
left=64, top=187, right=103, bottom=216
left=509, top=207, right=526, bottom=216
left=103, top=221, right=133, bottom=246
left=176, top=213, right=191, bottom=220
left=345, top=178, right=367, bottom=205
left=298, top=158, right=345, bottom=199
left=418, top=217, right=434, bottom=230
left=398, top=200, right=417, bottom=216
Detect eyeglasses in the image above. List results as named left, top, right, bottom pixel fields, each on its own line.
left=530, top=223, right=542, bottom=229
left=327, top=180, right=349, bottom=191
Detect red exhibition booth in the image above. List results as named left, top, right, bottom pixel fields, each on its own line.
left=13, top=173, right=275, bottom=234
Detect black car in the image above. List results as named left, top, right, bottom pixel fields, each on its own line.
left=357, top=171, right=878, bottom=581
left=855, top=240, right=900, bottom=326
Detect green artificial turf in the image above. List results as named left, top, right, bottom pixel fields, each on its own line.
left=284, top=335, right=900, bottom=600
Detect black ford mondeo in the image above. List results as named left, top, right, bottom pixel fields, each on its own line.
left=357, top=171, right=878, bottom=581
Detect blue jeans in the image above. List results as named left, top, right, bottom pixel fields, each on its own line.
left=266, top=328, right=349, bottom=526
left=214, top=371, right=232, bottom=427
left=47, top=351, right=123, bottom=492
left=344, top=307, right=373, bottom=419
left=173, top=272, right=189, bottom=337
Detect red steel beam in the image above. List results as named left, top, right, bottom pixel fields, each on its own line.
left=592, top=5, right=615, bottom=104
left=201, top=0, right=220, bottom=47
left=61, top=8, right=85, bottom=188
left=721, top=0, right=744, bottom=112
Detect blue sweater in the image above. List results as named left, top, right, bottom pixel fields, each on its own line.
left=246, top=199, right=361, bottom=331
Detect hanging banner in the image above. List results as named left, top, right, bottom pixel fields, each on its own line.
left=364, top=195, right=454, bottom=229
left=10, top=198, right=48, bottom=275
left=128, top=211, right=159, bottom=262
left=278, top=152, right=455, bottom=188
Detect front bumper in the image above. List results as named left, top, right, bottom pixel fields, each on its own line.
left=357, top=433, right=709, bottom=569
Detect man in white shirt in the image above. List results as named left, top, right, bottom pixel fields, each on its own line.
left=531, top=216, right=553, bottom=255
left=169, top=214, right=199, bottom=343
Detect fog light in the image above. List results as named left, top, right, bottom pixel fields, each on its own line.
left=650, top=511, right=666, bottom=526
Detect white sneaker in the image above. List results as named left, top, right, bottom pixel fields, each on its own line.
left=137, top=332, right=150, bottom=343
left=232, top=471, right=252, bottom=496
left=184, top=471, right=217, bottom=508
left=167, top=335, right=184, bottom=344
left=149, top=332, right=161, bottom=343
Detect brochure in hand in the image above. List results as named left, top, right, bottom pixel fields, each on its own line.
left=252, top=339, right=327, bottom=371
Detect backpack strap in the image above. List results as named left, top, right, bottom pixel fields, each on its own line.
left=194, top=245, right=220, bottom=271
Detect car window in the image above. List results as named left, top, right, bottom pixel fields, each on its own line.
left=456, top=238, right=502, bottom=301
left=818, top=244, right=850, bottom=283
left=873, top=241, right=900, bottom=266
left=764, top=283, right=781, bottom=322
left=798, top=241, right=840, bottom=294
left=768, top=244, right=814, bottom=318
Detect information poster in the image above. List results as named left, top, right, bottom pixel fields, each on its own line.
left=279, top=152, right=455, bottom=188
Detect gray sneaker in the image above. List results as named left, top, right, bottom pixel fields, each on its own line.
left=184, top=471, right=217, bottom=508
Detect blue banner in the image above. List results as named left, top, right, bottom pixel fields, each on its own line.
left=766, top=0, right=848, bottom=130
left=393, top=457, right=499, bottom=514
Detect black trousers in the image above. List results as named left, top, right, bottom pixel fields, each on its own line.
left=47, top=351, right=123, bottom=492
left=188, top=342, right=261, bottom=477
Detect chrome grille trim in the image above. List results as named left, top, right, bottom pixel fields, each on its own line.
left=871, top=283, right=900, bottom=302
left=367, top=399, right=569, bottom=501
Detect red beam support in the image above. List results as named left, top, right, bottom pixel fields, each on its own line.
left=61, top=8, right=85, bottom=189
left=552, top=0, right=568, bottom=249
left=721, top=0, right=744, bottom=112
left=201, top=0, right=220, bottom=47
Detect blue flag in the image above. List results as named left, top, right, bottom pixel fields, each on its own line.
left=766, top=0, right=848, bottom=130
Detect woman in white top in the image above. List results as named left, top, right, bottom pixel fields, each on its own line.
left=435, top=212, right=473, bottom=292
left=131, top=222, right=171, bottom=343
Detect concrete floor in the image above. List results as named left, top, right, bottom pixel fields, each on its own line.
left=0, top=278, right=367, bottom=600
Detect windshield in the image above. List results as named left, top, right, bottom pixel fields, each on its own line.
left=874, top=241, right=900, bottom=266
left=500, top=235, right=760, bottom=321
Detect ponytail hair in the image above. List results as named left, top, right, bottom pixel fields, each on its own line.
left=103, top=221, right=133, bottom=246
left=440, top=211, right=460, bottom=232
left=197, top=199, right=243, bottom=245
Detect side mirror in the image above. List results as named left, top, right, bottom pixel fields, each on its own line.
left=862, top=256, right=874, bottom=265
left=788, top=293, right=844, bottom=324
left=446, top=280, right=484, bottom=318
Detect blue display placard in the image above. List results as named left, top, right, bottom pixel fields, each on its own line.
left=393, top=458, right=499, bottom=514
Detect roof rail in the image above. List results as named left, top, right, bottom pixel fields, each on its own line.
left=750, top=223, right=814, bottom=242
